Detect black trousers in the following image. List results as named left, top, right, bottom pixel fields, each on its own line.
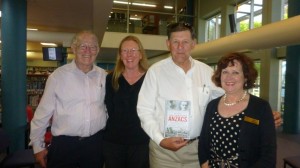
left=103, top=140, right=149, bottom=168
left=47, top=130, right=104, bottom=168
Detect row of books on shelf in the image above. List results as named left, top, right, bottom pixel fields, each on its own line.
left=0, top=66, right=57, bottom=75
left=27, top=80, right=46, bottom=90
left=26, top=69, right=50, bottom=109
left=28, top=94, right=41, bottom=107
left=27, top=66, right=56, bottom=75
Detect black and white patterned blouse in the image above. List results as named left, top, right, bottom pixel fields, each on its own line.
left=208, top=111, right=245, bottom=168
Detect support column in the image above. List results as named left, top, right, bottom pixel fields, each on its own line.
left=1, top=0, right=27, bottom=151
left=283, top=0, right=300, bottom=133
left=259, top=49, right=280, bottom=111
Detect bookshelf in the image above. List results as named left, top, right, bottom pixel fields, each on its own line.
left=26, top=66, right=58, bottom=111
left=26, top=74, right=48, bottom=110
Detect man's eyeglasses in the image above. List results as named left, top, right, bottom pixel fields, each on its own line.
left=120, top=48, right=140, bottom=55
left=78, top=44, right=98, bottom=52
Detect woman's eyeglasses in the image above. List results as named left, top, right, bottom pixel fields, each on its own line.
left=120, top=48, right=140, bottom=55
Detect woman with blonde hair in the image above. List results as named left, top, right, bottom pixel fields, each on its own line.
left=103, top=35, right=149, bottom=168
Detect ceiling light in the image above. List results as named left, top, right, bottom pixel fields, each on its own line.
left=113, top=1, right=156, bottom=7
left=40, top=42, right=57, bottom=46
left=113, top=1, right=130, bottom=5
left=132, top=3, right=156, bottom=7
left=164, top=6, right=173, bottom=9
left=130, top=17, right=141, bottom=20
left=27, top=28, right=38, bottom=31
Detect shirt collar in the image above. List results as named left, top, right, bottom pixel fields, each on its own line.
left=169, top=55, right=195, bottom=73
left=69, top=59, right=98, bottom=75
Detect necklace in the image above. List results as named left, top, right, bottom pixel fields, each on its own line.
left=223, top=91, right=247, bottom=106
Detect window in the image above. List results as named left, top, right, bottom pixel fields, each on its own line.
left=248, top=61, right=261, bottom=97
left=109, top=0, right=195, bottom=35
left=279, top=59, right=286, bottom=112
left=236, top=0, right=263, bottom=32
left=282, top=0, right=288, bottom=20
left=209, top=64, right=217, bottom=71
left=205, top=14, right=221, bottom=42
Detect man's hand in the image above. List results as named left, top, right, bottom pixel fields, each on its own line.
left=273, top=111, right=283, bottom=128
left=201, top=161, right=209, bottom=168
left=34, top=149, right=48, bottom=168
left=159, top=137, right=188, bottom=151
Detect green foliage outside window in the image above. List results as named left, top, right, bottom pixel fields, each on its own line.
left=239, top=21, right=262, bottom=32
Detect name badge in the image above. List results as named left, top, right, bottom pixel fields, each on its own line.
left=244, top=116, right=260, bottom=125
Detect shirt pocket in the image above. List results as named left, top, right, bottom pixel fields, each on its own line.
left=197, top=86, right=211, bottom=109
left=93, top=84, right=104, bottom=102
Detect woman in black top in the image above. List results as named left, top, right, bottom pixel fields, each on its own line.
left=103, top=35, right=149, bottom=168
left=198, top=52, right=276, bottom=168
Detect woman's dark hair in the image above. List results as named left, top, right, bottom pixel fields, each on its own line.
left=212, top=52, right=258, bottom=90
left=167, top=22, right=196, bottom=40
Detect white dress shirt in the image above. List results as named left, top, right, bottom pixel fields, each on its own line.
left=30, top=60, right=107, bottom=153
left=137, top=56, right=224, bottom=145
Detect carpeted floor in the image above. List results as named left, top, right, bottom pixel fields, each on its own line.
left=277, top=129, right=300, bottom=168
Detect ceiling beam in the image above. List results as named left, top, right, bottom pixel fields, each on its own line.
left=192, top=15, right=300, bottom=58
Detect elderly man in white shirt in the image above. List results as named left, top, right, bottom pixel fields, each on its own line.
left=137, top=22, right=224, bottom=168
left=30, top=31, right=107, bottom=168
